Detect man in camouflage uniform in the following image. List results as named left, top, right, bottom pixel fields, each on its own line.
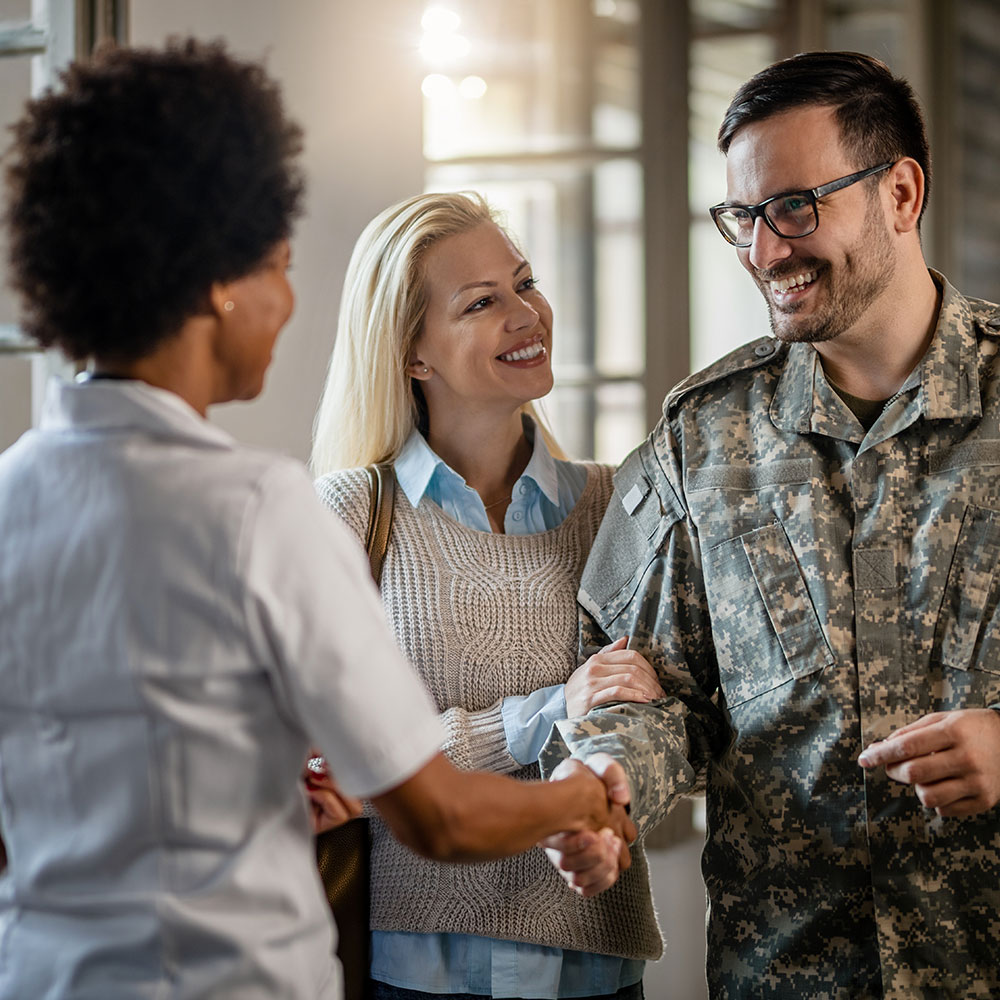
left=542, top=51, right=1000, bottom=998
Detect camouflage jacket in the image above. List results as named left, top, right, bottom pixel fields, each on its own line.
left=542, top=272, right=1000, bottom=998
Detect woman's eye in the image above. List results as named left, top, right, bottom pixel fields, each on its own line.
left=467, top=296, right=492, bottom=312
left=519, top=276, right=539, bottom=292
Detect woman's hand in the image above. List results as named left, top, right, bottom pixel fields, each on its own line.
left=302, top=751, right=364, bottom=834
left=565, top=637, right=665, bottom=718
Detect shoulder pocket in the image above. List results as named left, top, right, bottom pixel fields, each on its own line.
left=579, top=443, right=680, bottom=627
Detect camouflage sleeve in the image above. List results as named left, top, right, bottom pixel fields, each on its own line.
left=540, top=422, right=728, bottom=836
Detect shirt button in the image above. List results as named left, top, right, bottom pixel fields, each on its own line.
left=754, top=341, right=776, bottom=357
left=512, top=511, right=523, bottom=521
left=519, top=483, right=530, bottom=495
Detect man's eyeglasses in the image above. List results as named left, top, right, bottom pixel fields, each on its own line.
left=708, top=161, right=894, bottom=248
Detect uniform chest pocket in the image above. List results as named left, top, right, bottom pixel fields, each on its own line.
left=704, top=520, right=834, bottom=708
left=935, top=504, right=1000, bottom=693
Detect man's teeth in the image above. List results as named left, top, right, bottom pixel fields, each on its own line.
left=499, top=342, right=544, bottom=362
left=770, top=270, right=817, bottom=293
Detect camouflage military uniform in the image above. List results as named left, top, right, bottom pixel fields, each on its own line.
left=542, top=272, right=1000, bottom=999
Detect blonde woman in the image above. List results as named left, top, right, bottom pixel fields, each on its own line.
left=311, top=192, right=664, bottom=1000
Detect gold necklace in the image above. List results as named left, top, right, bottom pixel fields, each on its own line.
left=482, top=493, right=511, bottom=511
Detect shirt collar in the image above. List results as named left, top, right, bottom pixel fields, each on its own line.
left=40, top=375, right=236, bottom=449
left=918, top=269, right=983, bottom=421
left=394, top=413, right=562, bottom=508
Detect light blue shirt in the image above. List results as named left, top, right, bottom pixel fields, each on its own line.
left=371, top=421, right=644, bottom=998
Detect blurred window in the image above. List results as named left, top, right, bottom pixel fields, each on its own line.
left=420, top=0, right=644, bottom=463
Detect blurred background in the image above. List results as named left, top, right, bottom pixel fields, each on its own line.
left=1, top=2, right=998, bottom=996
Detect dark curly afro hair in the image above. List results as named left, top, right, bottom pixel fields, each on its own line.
left=3, top=37, right=305, bottom=363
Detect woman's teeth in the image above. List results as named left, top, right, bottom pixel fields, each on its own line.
left=499, top=342, right=545, bottom=362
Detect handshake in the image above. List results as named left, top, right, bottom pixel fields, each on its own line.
left=303, top=748, right=634, bottom=892
left=542, top=753, right=636, bottom=898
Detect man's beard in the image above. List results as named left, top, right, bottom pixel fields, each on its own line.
left=756, top=197, right=897, bottom=344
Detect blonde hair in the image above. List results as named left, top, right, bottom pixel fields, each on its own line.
left=311, top=191, right=563, bottom=475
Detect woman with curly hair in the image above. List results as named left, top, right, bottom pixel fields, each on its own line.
left=311, top=191, right=665, bottom=1000
left=0, top=41, right=633, bottom=999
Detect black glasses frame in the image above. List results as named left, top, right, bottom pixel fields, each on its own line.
left=708, top=161, right=895, bottom=247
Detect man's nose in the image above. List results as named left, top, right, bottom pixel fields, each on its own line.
left=747, top=216, right=793, bottom=271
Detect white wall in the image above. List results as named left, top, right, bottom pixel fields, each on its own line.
left=129, top=0, right=424, bottom=461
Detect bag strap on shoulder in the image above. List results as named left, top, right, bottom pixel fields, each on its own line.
left=363, top=462, right=395, bottom=587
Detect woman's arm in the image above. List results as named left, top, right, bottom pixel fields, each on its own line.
left=492, top=638, right=667, bottom=772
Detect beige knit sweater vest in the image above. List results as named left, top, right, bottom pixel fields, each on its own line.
left=315, top=463, right=662, bottom=960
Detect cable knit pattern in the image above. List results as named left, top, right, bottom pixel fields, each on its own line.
left=315, top=464, right=663, bottom=961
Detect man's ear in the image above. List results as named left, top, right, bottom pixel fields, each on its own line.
left=886, top=157, right=923, bottom=234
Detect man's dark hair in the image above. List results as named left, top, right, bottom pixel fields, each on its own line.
left=717, top=51, right=930, bottom=221
left=3, top=37, right=305, bottom=362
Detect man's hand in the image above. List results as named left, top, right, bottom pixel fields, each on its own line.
left=858, top=708, right=1000, bottom=817
left=303, top=752, right=364, bottom=834
left=542, top=752, right=634, bottom=897
left=565, top=637, right=665, bottom=718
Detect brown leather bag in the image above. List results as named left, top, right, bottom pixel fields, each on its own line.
left=315, top=463, right=395, bottom=1000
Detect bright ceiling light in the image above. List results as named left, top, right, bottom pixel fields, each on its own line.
left=421, top=73, right=456, bottom=101
left=422, top=6, right=461, bottom=34
left=458, top=75, right=487, bottom=99
left=420, top=31, right=470, bottom=64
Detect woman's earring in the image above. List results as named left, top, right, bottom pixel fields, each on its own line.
left=422, top=367, right=429, bottom=373
left=223, top=301, right=235, bottom=312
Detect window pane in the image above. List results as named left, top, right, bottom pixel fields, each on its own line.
left=595, top=380, right=644, bottom=464
left=421, top=0, right=640, bottom=160
left=422, top=1, right=645, bottom=462
left=0, top=1, right=33, bottom=19
left=689, top=28, right=775, bottom=373
left=826, top=5, right=905, bottom=56
left=545, top=383, right=594, bottom=461
left=692, top=0, right=778, bottom=33
left=0, top=48, right=32, bottom=333
left=689, top=218, right=770, bottom=370
left=592, top=0, right=641, bottom=148
left=689, top=33, right=775, bottom=213
left=0, top=19, right=34, bottom=446
left=595, top=158, right=643, bottom=378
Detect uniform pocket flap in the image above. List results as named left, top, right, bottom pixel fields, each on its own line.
left=936, top=503, right=1000, bottom=675
left=742, top=522, right=835, bottom=681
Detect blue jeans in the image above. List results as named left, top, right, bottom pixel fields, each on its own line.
left=371, top=981, right=644, bottom=1000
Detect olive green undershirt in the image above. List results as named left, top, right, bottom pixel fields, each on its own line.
left=830, top=382, right=890, bottom=432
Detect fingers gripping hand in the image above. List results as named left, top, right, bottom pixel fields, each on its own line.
left=307, top=786, right=364, bottom=833
left=542, top=828, right=624, bottom=897
left=565, top=637, right=666, bottom=717
left=302, top=750, right=364, bottom=833
left=858, top=708, right=1000, bottom=817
